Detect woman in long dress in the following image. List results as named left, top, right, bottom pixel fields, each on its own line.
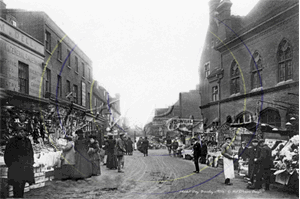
left=88, top=135, right=101, bottom=176
left=106, top=134, right=117, bottom=169
left=72, top=130, right=92, bottom=180
left=127, top=137, right=133, bottom=155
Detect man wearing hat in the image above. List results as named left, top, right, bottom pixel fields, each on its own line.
left=246, top=138, right=264, bottom=189
left=238, top=141, right=249, bottom=161
left=192, top=137, right=201, bottom=173
left=259, top=139, right=272, bottom=191
left=221, top=137, right=235, bottom=185
left=115, top=133, right=126, bottom=173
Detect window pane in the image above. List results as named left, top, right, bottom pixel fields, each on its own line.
left=286, top=61, right=292, bottom=80
left=280, top=63, right=285, bottom=81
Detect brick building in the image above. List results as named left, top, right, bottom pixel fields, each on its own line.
left=0, top=1, right=111, bottom=136
left=199, top=0, right=299, bottom=145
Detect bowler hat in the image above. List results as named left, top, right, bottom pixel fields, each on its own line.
left=119, top=132, right=125, bottom=136
left=252, top=139, right=258, bottom=143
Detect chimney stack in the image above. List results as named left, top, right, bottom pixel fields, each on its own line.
left=216, top=0, right=233, bottom=40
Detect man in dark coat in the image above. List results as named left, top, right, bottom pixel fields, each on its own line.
left=200, top=140, right=208, bottom=164
left=171, top=139, right=179, bottom=157
left=142, top=137, right=149, bottom=157
left=193, top=138, right=201, bottom=173
left=246, top=139, right=264, bottom=189
left=238, top=141, right=249, bottom=161
left=4, top=129, right=35, bottom=198
left=259, top=140, right=273, bottom=191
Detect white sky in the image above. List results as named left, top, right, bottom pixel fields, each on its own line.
left=7, top=0, right=259, bottom=127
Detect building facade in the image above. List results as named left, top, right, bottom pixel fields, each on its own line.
left=199, top=0, right=299, bottom=145
left=0, top=1, right=109, bottom=138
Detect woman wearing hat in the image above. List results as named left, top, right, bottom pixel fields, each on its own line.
left=106, top=133, right=117, bottom=170
left=60, top=135, right=76, bottom=180
left=73, top=130, right=92, bottom=180
left=221, top=137, right=235, bottom=185
left=88, top=135, right=101, bottom=176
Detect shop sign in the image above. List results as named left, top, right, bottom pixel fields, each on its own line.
left=166, top=118, right=193, bottom=132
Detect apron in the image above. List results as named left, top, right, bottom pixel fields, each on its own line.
left=223, top=157, right=235, bottom=179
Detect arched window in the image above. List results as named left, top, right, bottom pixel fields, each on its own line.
left=250, top=51, right=263, bottom=89
left=230, top=60, right=240, bottom=94
left=235, top=111, right=253, bottom=124
left=260, top=108, right=281, bottom=128
left=277, top=39, right=292, bottom=82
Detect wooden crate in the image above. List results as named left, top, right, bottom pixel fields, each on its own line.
left=30, top=181, right=45, bottom=189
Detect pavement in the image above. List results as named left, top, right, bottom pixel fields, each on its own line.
left=24, top=149, right=299, bottom=199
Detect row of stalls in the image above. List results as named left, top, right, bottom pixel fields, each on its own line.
left=0, top=92, right=105, bottom=197
left=204, top=121, right=298, bottom=193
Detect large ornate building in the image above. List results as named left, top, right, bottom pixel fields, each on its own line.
left=199, top=0, right=299, bottom=144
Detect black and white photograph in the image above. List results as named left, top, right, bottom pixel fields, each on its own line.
left=0, top=0, right=299, bottom=198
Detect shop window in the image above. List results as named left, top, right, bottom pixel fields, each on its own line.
left=205, top=62, right=210, bottom=78
left=277, top=39, right=292, bottom=82
left=57, top=75, right=62, bottom=97
left=18, top=62, right=29, bottom=94
left=67, top=49, right=71, bottom=67
left=260, top=108, right=281, bottom=128
left=230, top=60, right=240, bottom=94
left=57, top=41, right=62, bottom=61
left=250, top=51, right=263, bottom=89
left=75, top=56, right=79, bottom=73
left=212, top=86, right=219, bottom=102
left=45, top=31, right=51, bottom=52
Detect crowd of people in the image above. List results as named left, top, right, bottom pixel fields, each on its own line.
left=220, top=137, right=274, bottom=190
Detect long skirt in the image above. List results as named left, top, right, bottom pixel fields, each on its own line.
left=91, top=159, right=101, bottom=176
left=106, top=151, right=117, bottom=169
left=223, top=157, right=235, bottom=179
left=72, top=153, right=92, bottom=179
left=61, top=164, right=76, bottom=180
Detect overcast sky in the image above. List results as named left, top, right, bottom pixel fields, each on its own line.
left=7, top=0, right=259, bottom=127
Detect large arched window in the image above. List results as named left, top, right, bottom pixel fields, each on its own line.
left=250, top=51, right=263, bottom=89
left=260, top=108, right=281, bottom=128
left=230, top=60, right=240, bottom=94
left=277, top=39, right=292, bottom=82
left=235, top=111, right=253, bottom=124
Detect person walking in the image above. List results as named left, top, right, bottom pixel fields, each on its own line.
left=115, top=133, right=126, bottom=173
left=221, top=137, right=235, bottom=185
left=166, top=136, right=172, bottom=156
left=4, top=128, right=35, bottom=198
left=259, top=140, right=273, bottom=191
left=142, top=137, right=149, bottom=157
left=193, top=138, right=201, bottom=173
left=127, top=137, right=133, bottom=155
left=200, top=140, right=208, bottom=164
left=171, top=138, right=179, bottom=157
left=247, top=139, right=264, bottom=189
left=60, top=135, right=76, bottom=180
left=106, top=133, right=118, bottom=170
left=88, top=135, right=101, bottom=176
